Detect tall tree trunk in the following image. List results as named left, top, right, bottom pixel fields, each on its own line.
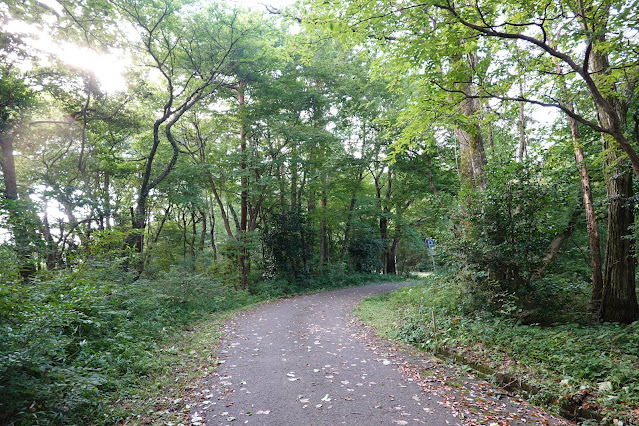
left=586, top=14, right=639, bottom=323
left=208, top=196, right=218, bottom=262
left=378, top=169, right=395, bottom=274
left=230, top=204, right=240, bottom=234
left=181, top=210, right=188, bottom=259
left=388, top=226, right=401, bottom=275
left=455, top=121, right=485, bottom=189
left=0, top=133, right=18, bottom=200
left=600, top=145, right=636, bottom=323
left=130, top=113, right=180, bottom=258
left=517, top=85, right=527, bottom=162
left=380, top=215, right=389, bottom=274
left=569, top=108, right=604, bottom=312
left=319, top=172, right=328, bottom=266
left=1, top=132, right=37, bottom=278
left=190, top=210, right=197, bottom=260
left=339, top=170, right=364, bottom=263
left=199, top=211, right=207, bottom=252
left=550, top=38, right=605, bottom=313
left=453, top=53, right=489, bottom=281
left=291, top=159, right=298, bottom=209
left=130, top=201, right=146, bottom=253
left=454, top=54, right=487, bottom=190
left=238, top=80, right=250, bottom=290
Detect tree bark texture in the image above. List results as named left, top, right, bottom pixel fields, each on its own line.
left=570, top=119, right=604, bottom=312
left=587, top=24, right=639, bottom=323
left=600, top=143, right=638, bottom=323
left=0, top=134, right=18, bottom=200
left=454, top=54, right=487, bottom=191
left=238, top=80, right=250, bottom=290
left=319, top=172, right=328, bottom=266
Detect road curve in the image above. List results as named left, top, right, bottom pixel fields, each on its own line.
left=188, top=282, right=568, bottom=426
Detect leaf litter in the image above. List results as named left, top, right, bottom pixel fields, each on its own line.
left=173, top=285, right=571, bottom=426
left=351, top=316, right=572, bottom=426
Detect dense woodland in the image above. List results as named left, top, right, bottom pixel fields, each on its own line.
left=1, top=0, right=638, bottom=424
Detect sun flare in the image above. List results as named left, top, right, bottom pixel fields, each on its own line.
left=5, top=17, right=128, bottom=93
left=50, top=42, right=129, bottom=93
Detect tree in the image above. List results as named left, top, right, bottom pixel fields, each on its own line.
left=552, top=56, right=604, bottom=312
left=303, top=0, right=639, bottom=323
left=0, top=69, right=33, bottom=202
left=0, top=67, right=39, bottom=278
left=112, top=1, right=246, bottom=259
left=585, top=5, right=638, bottom=323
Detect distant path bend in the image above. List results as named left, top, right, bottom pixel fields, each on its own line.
left=188, top=282, right=568, bottom=426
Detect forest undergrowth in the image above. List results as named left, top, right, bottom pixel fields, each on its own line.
left=356, top=274, right=639, bottom=425
left=0, top=257, right=395, bottom=425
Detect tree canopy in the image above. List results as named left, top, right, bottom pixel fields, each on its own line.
left=1, top=0, right=638, bottom=422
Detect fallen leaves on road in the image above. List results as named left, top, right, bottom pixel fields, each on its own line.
left=351, top=316, right=571, bottom=426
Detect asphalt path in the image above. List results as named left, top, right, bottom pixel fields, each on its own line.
left=188, top=282, right=569, bottom=426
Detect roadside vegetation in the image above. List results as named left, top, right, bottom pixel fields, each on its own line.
left=0, top=244, right=393, bottom=424
left=2, top=0, right=639, bottom=425
left=357, top=274, right=639, bottom=425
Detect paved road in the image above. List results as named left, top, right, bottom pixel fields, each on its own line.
left=188, top=283, right=568, bottom=425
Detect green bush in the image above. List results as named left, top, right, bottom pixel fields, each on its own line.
left=0, top=259, right=257, bottom=425
left=348, top=232, right=383, bottom=273
left=445, top=157, right=580, bottom=320
left=1, top=274, right=124, bottom=423
left=262, top=207, right=314, bottom=279
left=0, top=244, right=20, bottom=284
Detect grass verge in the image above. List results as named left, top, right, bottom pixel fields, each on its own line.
left=106, top=308, right=241, bottom=425
left=355, top=274, right=639, bottom=426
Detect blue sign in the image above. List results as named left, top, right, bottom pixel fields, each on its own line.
left=425, top=239, right=435, bottom=250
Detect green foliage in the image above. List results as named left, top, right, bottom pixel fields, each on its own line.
left=358, top=275, right=639, bottom=422
left=262, top=208, right=314, bottom=279
left=0, top=198, right=46, bottom=278
left=0, top=257, right=255, bottom=425
left=447, top=156, right=576, bottom=317
left=348, top=231, right=383, bottom=273
left=0, top=244, right=20, bottom=284
left=0, top=229, right=390, bottom=425
left=0, top=67, right=35, bottom=134
left=1, top=270, right=129, bottom=424
left=85, top=229, right=136, bottom=262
